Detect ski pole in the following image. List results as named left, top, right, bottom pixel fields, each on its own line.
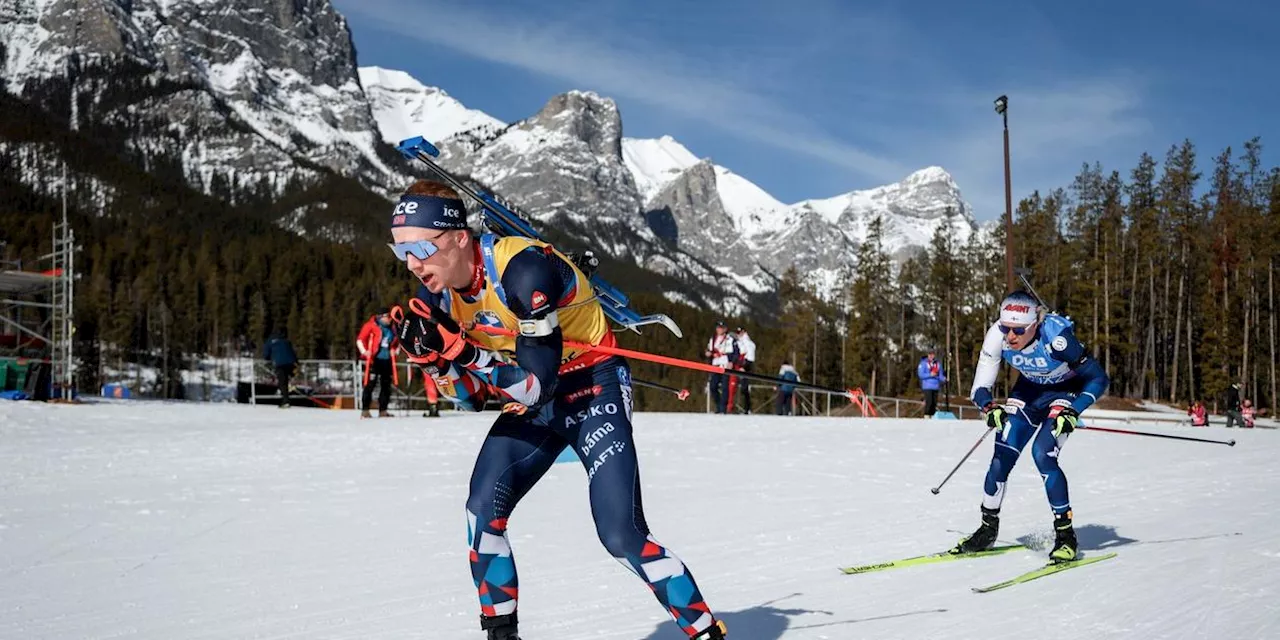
left=931, top=426, right=996, bottom=495
left=1078, top=424, right=1236, bottom=446
left=470, top=324, right=863, bottom=400
left=633, top=378, right=691, bottom=401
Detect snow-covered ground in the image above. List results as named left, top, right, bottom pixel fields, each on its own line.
left=1, top=401, right=1276, bottom=639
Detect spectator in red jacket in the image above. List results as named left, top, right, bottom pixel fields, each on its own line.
left=1188, top=400, right=1208, bottom=427
left=1242, top=399, right=1255, bottom=428
left=357, top=308, right=399, bottom=418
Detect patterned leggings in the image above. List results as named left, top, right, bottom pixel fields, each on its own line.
left=466, top=359, right=716, bottom=636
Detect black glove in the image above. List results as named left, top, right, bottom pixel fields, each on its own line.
left=1053, top=406, right=1080, bottom=437
left=393, top=299, right=473, bottom=371
left=982, top=402, right=1008, bottom=433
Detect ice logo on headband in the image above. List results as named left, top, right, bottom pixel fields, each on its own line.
left=391, top=195, right=468, bottom=229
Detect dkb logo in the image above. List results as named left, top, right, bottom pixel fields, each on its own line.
left=1010, top=354, right=1049, bottom=368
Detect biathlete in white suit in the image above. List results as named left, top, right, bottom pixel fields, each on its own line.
left=952, top=291, right=1110, bottom=563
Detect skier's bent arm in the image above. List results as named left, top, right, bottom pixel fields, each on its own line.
left=500, top=248, right=571, bottom=409
left=412, top=285, right=545, bottom=407
left=1069, top=359, right=1109, bottom=414
left=1049, top=327, right=1111, bottom=413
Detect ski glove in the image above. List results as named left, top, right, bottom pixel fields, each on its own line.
left=393, top=300, right=475, bottom=372
left=982, top=402, right=1008, bottom=433
left=1053, top=406, right=1080, bottom=438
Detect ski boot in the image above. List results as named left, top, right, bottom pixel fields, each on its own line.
left=950, top=506, right=1000, bottom=554
left=1049, top=511, right=1078, bottom=563
left=691, top=620, right=728, bottom=639
left=480, top=613, right=520, bottom=640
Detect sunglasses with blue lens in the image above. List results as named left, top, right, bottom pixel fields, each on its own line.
left=388, top=239, right=440, bottom=262
left=998, top=324, right=1032, bottom=336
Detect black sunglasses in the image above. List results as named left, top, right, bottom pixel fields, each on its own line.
left=998, top=324, right=1032, bottom=336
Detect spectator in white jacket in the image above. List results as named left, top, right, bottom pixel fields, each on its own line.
left=704, top=321, right=738, bottom=414
left=735, top=327, right=757, bottom=414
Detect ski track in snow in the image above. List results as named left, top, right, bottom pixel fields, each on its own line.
left=1, top=401, right=1277, bottom=639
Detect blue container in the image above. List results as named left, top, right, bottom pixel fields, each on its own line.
left=101, top=383, right=133, bottom=399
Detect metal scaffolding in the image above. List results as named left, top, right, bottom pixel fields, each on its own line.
left=48, top=215, right=76, bottom=399
left=0, top=217, right=76, bottom=399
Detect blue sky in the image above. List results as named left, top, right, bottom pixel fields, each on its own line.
left=334, top=0, right=1279, bottom=221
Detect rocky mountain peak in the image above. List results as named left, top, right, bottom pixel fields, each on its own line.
left=526, top=89, right=624, bottom=159
left=436, top=90, right=641, bottom=239
left=3, top=0, right=358, bottom=95
left=1, top=0, right=409, bottom=206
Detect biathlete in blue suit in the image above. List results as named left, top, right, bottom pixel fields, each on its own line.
left=386, top=179, right=726, bottom=640
left=953, top=291, right=1110, bottom=563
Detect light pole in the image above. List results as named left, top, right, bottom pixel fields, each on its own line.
left=994, top=95, right=1014, bottom=294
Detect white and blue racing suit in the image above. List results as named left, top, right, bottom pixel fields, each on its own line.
left=969, top=314, right=1110, bottom=515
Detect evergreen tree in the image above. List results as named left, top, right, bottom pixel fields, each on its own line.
left=847, top=216, right=894, bottom=394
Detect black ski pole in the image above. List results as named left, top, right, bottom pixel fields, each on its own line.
left=931, top=426, right=996, bottom=495
left=1078, top=424, right=1236, bottom=446
left=634, top=378, right=691, bottom=401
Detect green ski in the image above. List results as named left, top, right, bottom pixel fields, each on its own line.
left=971, top=552, right=1118, bottom=593
left=840, top=545, right=1026, bottom=575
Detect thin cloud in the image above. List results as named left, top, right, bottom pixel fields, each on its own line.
left=340, top=0, right=911, bottom=183
left=929, top=77, right=1152, bottom=217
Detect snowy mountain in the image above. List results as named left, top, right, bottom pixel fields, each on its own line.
left=622, top=135, right=787, bottom=240
left=622, top=134, right=976, bottom=287
left=0, top=0, right=414, bottom=226
left=426, top=88, right=760, bottom=312
left=621, top=135, right=700, bottom=203
left=788, top=166, right=976, bottom=254
left=358, top=66, right=504, bottom=146
left=355, top=66, right=979, bottom=297
left=1, top=0, right=977, bottom=316
left=438, top=90, right=644, bottom=237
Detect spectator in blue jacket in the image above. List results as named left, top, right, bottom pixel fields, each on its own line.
left=917, top=350, right=946, bottom=418
left=262, top=330, right=298, bottom=409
